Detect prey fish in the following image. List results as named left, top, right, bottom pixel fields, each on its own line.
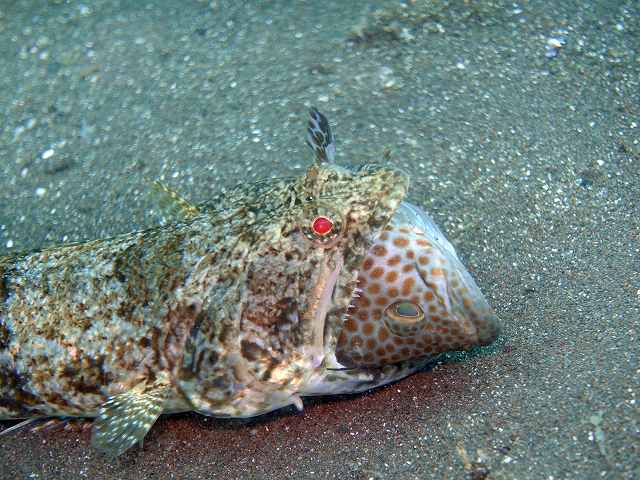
left=0, top=108, right=499, bottom=457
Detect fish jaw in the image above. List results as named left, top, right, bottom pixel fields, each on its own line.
left=176, top=161, right=409, bottom=418
left=335, top=201, right=500, bottom=369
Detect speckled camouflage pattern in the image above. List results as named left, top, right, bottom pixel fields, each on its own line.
left=0, top=109, right=410, bottom=456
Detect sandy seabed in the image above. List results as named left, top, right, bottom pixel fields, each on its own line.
left=0, top=1, right=638, bottom=479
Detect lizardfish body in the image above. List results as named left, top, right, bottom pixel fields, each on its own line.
left=0, top=109, right=499, bottom=456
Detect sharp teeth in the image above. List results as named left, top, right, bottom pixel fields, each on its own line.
left=291, top=395, right=304, bottom=412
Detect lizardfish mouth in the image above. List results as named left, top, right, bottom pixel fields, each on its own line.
left=330, top=201, right=501, bottom=370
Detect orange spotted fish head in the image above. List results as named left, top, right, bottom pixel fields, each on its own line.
left=335, top=201, right=500, bottom=368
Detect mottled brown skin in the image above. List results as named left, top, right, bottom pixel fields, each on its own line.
left=0, top=221, right=209, bottom=419
left=0, top=158, right=408, bottom=425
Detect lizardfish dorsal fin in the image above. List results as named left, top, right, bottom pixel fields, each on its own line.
left=306, top=107, right=336, bottom=164
left=91, top=374, right=170, bottom=457
left=151, top=180, right=200, bottom=220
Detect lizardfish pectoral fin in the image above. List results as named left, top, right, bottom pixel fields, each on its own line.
left=91, top=373, right=171, bottom=457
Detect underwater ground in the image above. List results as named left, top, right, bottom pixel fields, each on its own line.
left=0, top=1, right=638, bottom=479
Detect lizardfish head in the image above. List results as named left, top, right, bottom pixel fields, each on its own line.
left=335, top=201, right=500, bottom=368
left=178, top=109, right=409, bottom=417
left=232, top=158, right=411, bottom=380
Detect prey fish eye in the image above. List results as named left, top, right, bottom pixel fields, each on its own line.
left=387, top=301, right=424, bottom=322
left=0, top=107, right=500, bottom=458
left=383, top=301, right=426, bottom=337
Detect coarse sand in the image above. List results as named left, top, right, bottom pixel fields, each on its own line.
left=1, top=1, right=638, bottom=478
